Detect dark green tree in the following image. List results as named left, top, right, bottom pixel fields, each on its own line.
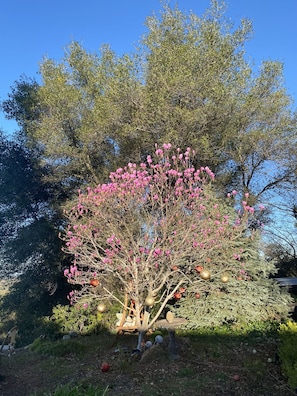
left=1, top=76, right=40, bottom=130
left=0, top=132, right=69, bottom=344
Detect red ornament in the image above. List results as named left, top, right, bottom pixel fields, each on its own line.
left=174, top=292, right=182, bottom=300
left=195, top=293, right=201, bottom=299
left=179, top=287, right=186, bottom=293
left=101, top=362, right=110, bottom=372
left=195, top=265, right=203, bottom=273
left=233, top=374, right=240, bottom=381
left=172, top=265, right=178, bottom=271
left=90, top=278, right=99, bottom=287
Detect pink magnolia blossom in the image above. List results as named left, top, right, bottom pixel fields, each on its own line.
left=62, top=143, right=261, bottom=335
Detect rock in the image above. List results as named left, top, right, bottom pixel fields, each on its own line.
left=139, top=344, right=166, bottom=364
left=69, top=331, right=79, bottom=338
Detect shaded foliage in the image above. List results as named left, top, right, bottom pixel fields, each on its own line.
left=0, top=132, right=71, bottom=343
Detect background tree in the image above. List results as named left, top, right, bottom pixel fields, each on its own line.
left=0, top=132, right=69, bottom=344
left=3, top=1, right=294, bottom=205
left=138, top=2, right=297, bottom=204
left=62, top=144, right=291, bottom=350
left=1, top=76, right=40, bottom=132
left=264, top=201, right=297, bottom=277
left=26, top=43, right=143, bottom=188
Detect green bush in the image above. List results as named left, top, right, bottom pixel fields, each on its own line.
left=50, top=303, right=100, bottom=335
left=50, top=301, right=122, bottom=335
left=278, top=321, right=297, bottom=388
left=180, top=320, right=279, bottom=338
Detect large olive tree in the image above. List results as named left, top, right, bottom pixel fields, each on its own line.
left=3, top=1, right=294, bottom=204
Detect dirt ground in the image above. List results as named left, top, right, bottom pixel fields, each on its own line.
left=0, top=331, right=295, bottom=396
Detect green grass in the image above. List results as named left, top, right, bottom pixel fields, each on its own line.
left=278, top=321, right=297, bottom=388
left=31, top=383, right=110, bottom=396
left=1, top=324, right=295, bottom=396
left=30, top=338, right=87, bottom=357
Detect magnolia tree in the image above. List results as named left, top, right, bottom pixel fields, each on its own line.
left=62, top=144, right=290, bottom=349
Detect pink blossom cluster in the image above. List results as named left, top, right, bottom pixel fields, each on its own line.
left=62, top=143, right=259, bottom=310
left=64, top=265, right=80, bottom=280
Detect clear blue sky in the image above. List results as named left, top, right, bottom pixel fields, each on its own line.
left=1, top=0, right=296, bottom=134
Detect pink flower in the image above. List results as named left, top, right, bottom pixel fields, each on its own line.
left=154, top=248, right=162, bottom=257
left=155, top=148, right=164, bottom=156
left=70, top=265, right=77, bottom=274
left=107, top=235, right=115, bottom=244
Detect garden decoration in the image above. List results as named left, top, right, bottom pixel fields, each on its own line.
left=154, top=311, right=188, bottom=359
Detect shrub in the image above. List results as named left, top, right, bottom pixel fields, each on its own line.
left=50, top=301, right=121, bottom=335
left=278, top=320, right=297, bottom=388
left=50, top=303, right=100, bottom=335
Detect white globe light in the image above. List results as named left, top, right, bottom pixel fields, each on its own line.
left=155, top=335, right=163, bottom=344
left=145, top=340, right=153, bottom=349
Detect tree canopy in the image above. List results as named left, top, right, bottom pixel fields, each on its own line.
left=2, top=1, right=295, bottom=204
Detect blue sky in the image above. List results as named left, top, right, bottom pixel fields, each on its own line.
left=1, top=0, right=296, bottom=134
